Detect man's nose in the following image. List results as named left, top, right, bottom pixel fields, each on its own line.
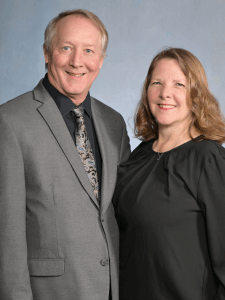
left=69, top=49, right=83, bottom=68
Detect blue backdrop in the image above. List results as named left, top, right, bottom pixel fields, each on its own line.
left=1, top=0, right=225, bottom=149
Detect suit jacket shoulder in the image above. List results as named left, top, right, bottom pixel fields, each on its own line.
left=0, top=79, right=50, bottom=116
left=0, top=90, right=34, bottom=113
left=90, top=96, right=130, bottom=163
left=91, top=96, right=125, bottom=122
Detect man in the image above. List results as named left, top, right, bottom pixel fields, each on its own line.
left=0, top=9, right=130, bottom=300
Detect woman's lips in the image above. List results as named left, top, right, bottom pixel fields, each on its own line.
left=158, top=104, right=176, bottom=110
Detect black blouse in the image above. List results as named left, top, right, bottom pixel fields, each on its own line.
left=113, top=139, right=225, bottom=300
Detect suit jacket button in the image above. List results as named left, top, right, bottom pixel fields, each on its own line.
left=100, top=259, right=109, bottom=266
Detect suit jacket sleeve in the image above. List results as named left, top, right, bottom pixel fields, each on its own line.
left=0, top=113, right=33, bottom=299
left=119, top=116, right=131, bottom=164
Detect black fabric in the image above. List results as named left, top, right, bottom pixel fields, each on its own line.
left=113, top=138, right=225, bottom=299
left=43, top=74, right=102, bottom=189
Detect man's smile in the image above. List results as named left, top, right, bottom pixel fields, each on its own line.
left=66, top=71, right=85, bottom=77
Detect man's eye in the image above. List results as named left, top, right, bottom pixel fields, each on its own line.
left=63, top=46, right=70, bottom=51
left=85, top=49, right=92, bottom=53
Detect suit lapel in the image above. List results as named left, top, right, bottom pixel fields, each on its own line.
left=91, top=98, right=117, bottom=213
left=33, top=81, right=99, bottom=208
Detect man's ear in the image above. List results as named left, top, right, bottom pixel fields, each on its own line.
left=99, top=56, right=104, bottom=70
left=43, top=44, right=49, bottom=64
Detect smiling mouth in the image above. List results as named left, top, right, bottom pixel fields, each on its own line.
left=158, top=104, right=176, bottom=108
left=66, top=72, right=85, bottom=77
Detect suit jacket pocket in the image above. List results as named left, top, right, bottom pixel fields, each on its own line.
left=28, top=258, right=64, bottom=277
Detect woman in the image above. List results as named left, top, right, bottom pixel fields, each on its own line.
left=113, top=48, right=225, bottom=299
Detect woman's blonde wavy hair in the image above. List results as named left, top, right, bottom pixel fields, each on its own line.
left=134, top=47, right=225, bottom=144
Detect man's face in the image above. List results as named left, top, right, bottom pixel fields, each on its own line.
left=44, top=15, right=104, bottom=105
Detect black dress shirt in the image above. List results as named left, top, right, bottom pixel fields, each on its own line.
left=42, top=74, right=102, bottom=191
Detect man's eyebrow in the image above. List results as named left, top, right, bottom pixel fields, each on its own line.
left=83, top=43, right=95, bottom=47
left=57, top=40, right=73, bottom=44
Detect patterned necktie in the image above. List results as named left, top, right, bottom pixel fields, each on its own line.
left=73, top=106, right=100, bottom=202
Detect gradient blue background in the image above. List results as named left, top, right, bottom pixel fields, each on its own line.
left=1, top=0, right=225, bottom=150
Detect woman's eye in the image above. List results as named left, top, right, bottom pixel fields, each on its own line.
left=176, top=83, right=185, bottom=87
left=152, top=82, right=161, bottom=85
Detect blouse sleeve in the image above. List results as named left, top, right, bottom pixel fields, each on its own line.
left=197, top=143, right=225, bottom=298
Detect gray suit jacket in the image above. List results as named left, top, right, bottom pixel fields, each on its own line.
left=0, top=79, right=130, bottom=300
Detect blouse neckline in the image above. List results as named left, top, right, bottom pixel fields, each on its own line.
left=151, top=136, right=202, bottom=155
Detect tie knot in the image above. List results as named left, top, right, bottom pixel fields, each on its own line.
left=73, top=106, right=84, bottom=120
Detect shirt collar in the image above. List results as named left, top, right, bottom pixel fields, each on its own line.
left=43, top=73, right=92, bottom=118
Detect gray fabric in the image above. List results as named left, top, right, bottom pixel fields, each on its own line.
left=0, top=79, right=131, bottom=300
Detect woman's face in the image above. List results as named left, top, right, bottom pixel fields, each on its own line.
left=148, top=58, right=192, bottom=131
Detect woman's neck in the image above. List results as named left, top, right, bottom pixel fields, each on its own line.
left=153, top=126, right=200, bottom=153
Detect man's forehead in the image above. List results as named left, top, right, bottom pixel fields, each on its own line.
left=53, top=15, right=101, bottom=40
left=56, top=15, right=98, bottom=32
